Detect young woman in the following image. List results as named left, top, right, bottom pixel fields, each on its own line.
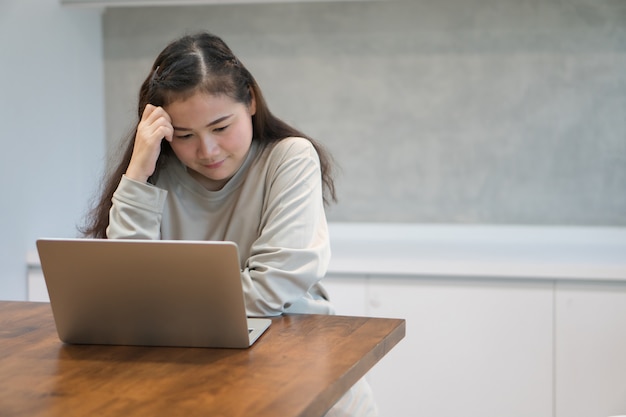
left=82, top=32, right=377, bottom=416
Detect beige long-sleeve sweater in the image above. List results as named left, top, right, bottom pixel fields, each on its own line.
left=107, top=137, right=333, bottom=317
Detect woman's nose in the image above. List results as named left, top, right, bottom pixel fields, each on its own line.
left=198, top=135, right=220, bottom=157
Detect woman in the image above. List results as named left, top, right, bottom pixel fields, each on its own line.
left=82, top=32, right=377, bottom=416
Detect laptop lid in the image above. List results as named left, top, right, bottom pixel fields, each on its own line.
left=35, top=238, right=270, bottom=349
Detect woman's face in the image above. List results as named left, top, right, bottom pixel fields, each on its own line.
left=165, top=91, right=256, bottom=191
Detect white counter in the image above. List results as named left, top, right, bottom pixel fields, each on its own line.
left=327, top=223, right=626, bottom=281
left=26, top=223, right=626, bottom=301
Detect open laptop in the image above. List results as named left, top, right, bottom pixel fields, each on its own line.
left=35, top=238, right=271, bottom=349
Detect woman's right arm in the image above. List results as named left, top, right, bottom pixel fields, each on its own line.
left=106, top=104, right=172, bottom=240
left=106, top=176, right=167, bottom=239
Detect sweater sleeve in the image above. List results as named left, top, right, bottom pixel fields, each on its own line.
left=106, top=175, right=168, bottom=240
left=241, top=139, right=332, bottom=317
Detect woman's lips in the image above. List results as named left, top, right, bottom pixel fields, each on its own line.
left=202, top=159, right=225, bottom=170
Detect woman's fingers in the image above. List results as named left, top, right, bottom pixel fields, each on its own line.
left=125, top=105, right=173, bottom=182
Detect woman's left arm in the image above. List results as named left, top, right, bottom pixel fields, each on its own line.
left=241, top=138, right=332, bottom=317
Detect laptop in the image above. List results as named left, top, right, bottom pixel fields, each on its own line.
left=35, top=238, right=271, bottom=349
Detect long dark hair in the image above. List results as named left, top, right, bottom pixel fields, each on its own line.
left=81, top=32, right=337, bottom=239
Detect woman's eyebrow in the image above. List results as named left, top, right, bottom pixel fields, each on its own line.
left=172, top=114, right=233, bottom=131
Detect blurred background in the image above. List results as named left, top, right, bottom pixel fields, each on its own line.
left=1, top=2, right=625, bottom=416
left=2, top=0, right=624, bottom=299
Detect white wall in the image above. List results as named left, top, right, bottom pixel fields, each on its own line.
left=0, top=0, right=105, bottom=300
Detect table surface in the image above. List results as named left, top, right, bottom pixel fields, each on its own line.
left=0, top=301, right=405, bottom=417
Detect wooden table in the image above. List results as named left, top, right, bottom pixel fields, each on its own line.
left=0, top=301, right=405, bottom=417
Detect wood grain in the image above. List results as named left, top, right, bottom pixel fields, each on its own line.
left=0, top=301, right=404, bottom=417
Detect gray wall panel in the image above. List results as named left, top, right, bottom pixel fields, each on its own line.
left=103, top=0, right=626, bottom=225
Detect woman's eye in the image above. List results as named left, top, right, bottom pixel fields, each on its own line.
left=213, top=125, right=229, bottom=133
left=175, top=133, right=193, bottom=140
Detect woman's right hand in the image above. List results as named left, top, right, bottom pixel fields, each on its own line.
left=125, top=104, right=174, bottom=183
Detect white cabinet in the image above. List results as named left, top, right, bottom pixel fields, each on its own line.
left=369, top=276, right=553, bottom=417
left=555, top=281, right=626, bottom=417
left=323, top=275, right=368, bottom=317
left=324, top=274, right=554, bottom=417
left=324, top=273, right=626, bottom=417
